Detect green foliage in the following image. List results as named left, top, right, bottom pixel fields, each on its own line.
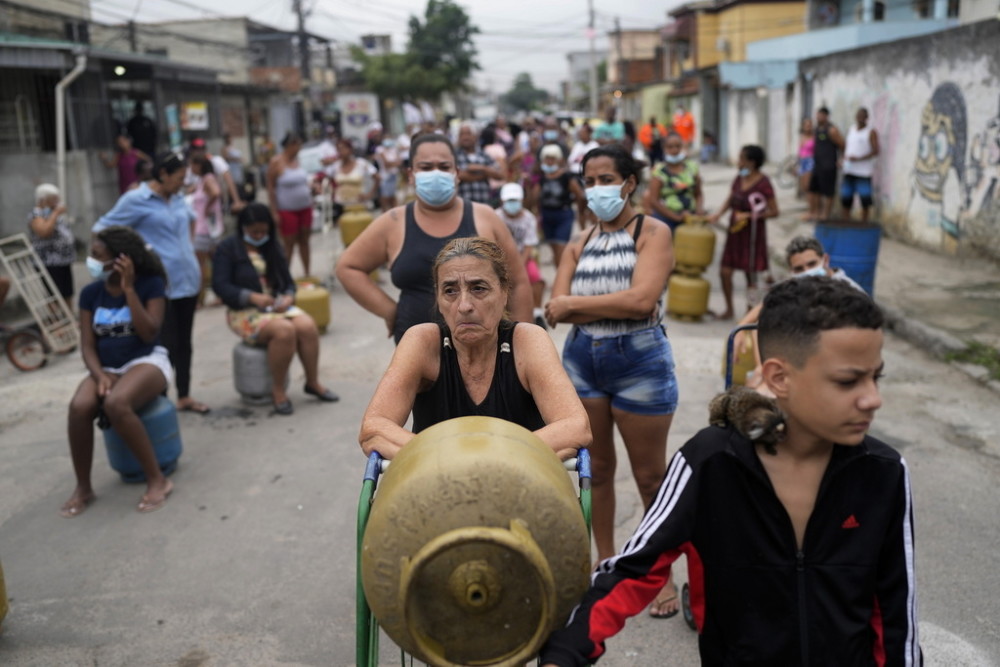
left=353, top=0, right=479, bottom=102
left=501, top=72, right=549, bottom=113
left=946, top=341, right=1000, bottom=380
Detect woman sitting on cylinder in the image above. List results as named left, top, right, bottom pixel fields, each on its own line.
left=62, top=226, right=174, bottom=517
left=212, top=203, right=338, bottom=416
left=359, top=237, right=591, bottom=461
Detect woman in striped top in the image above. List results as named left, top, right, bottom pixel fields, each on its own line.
left=544, top=144, right=681, bottom=619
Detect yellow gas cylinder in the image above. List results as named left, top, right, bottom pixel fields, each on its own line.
left=667, top=274, right=710, bottom=319
left=339, top=204, right=374, bottom=247
left=0, top=557, right=7, bottom=632
left=294, top=280, right=330, bottom=332
left=361, top=417, right=590, bottom=667
left=673, top=216, right=716, bottom=275
left=722, top=334, right=757, bottom=386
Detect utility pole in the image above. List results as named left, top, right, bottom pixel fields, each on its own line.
left=588, top=0, right=598, bottom=118
left=293, top=0, right=312, bottom=134
left=127, top=20, right=137, bottom=52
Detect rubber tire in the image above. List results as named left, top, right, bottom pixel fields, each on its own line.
left=776, top=155, right=798, bottom=189
left=682, top=582, right=697, bottom=631
left=6, top=330, right=47, bottom=372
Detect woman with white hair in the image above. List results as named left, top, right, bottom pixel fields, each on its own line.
left=28, top=183, right=77, bottom=313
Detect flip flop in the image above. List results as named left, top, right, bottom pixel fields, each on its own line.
left=178, top=400, right=211, bottom=414
left=59, top=494, right=96, bottom=518
left=649, top=585, right=680, bottom=619
left=137, top=482, right=173, bottom=514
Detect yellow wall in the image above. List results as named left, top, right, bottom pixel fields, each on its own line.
left=696, top=3, right=805, bottom=67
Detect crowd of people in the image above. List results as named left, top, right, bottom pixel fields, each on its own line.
left=2, top=97, right=918, bottom=665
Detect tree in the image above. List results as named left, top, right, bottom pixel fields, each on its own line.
left=354, top=0, right=479, bottom=102
left=501, top=73, right=549, bottom=113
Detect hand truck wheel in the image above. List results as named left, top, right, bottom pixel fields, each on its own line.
left=6, top=328, right=47, bottom=372
left=681, top=582, right=697, bottom=631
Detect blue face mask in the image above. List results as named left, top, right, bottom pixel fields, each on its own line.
left=243, top=233, right=269, bottom=247
left=502, top=200, right=523, bottom=216
left=738, top=167, right=751, bottom=177
left=586, top=184, right=628, bottom=222
left=541, top=163, right=559, bottom=174
left=543, top=130, right=559, bottom=141
left=794, top=265, right=827, bottom=279
left=415, top=170, right=457, bottom=206
left=664, top=152, right=687, bottom=164
left=86, top=256, right=111, bottom=281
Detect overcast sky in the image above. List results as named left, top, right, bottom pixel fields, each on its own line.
left=89, top=0, right=681, bottom=93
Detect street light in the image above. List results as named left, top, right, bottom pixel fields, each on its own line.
left=113, top=65, right=126, bottom=76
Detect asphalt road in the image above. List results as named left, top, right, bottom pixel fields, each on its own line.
left=1, top=206, right=998, bottom=666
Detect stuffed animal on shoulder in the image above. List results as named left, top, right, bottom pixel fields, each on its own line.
left=708, top=385, right=785, bottom=455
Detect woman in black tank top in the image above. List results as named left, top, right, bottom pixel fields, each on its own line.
left=358, top=237, right=590, bottom=461
left=335, top=133, right=535, bottom=342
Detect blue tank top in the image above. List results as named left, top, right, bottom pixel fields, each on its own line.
left=412, top=322, right=544, bottom=433
left=389, top=199, right=477, bottom=343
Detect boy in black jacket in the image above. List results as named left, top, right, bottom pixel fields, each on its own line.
left=541, top=277, right=921, bottom=666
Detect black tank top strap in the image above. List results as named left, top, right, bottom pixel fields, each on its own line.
left=404, top=200, right=417, bottom=228
left=582, top=224, right=599, bottom=246
left=459, top=197, right=477, bottom=235
left=631, top=214, right=644, bottom=242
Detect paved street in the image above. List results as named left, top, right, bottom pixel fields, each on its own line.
left=1, top=169, right=999, bottom=665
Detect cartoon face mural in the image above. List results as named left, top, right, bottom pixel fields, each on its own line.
left=913, top=83, right=967, bottom=239
left=966, top=95, right=1000, bottom=214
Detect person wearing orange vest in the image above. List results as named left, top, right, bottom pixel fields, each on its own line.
left=673, top=104, right=696, bottom=148
left=638, top=116, right=668, bottom=162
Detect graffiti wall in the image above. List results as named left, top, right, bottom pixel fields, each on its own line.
left=801, top=20, right=1000, bottom=259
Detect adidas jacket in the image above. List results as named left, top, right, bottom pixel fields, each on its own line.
left=541, top=426, right=922, bottom=666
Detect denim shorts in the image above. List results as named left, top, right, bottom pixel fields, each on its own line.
left=562, top=325, right=679, bottom=415
left=540, top=207, right=575, bottom=243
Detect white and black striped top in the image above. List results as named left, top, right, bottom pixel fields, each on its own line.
left=570, top=217, right=662, bottom=337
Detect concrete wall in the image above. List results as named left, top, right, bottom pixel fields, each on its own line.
left=802, top=19, right=1000, bottom=259
left=0, top=150, right=119, bottom=241
left=92, top=18, right=251, bottom=84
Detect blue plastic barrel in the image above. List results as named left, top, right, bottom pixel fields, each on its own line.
left=814, top=221, right=881, bottom=296
left=103, top=395, right=183, bottom=483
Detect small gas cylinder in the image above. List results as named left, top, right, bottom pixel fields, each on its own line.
left=723, top=334, right=757, bottom=386
left=103, top=395, right=182, bottom=483
left=233, top=342, right=288, bottom=404
left=294, top=284, right=330, bottom=332
left=339, top=204, right=374, bottom=247
left=667, top=274, right=710, bottom=319
left=361, top=417, right=590, bottom=667
left=673, top=217, right=716, bottom=275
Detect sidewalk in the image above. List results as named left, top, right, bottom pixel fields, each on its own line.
left=696, top=161, right=1000, bottom=394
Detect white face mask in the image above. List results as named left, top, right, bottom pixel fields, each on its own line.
left=794, top=265, right=827, bottom=279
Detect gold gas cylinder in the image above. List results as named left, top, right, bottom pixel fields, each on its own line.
left=361, top=417, right=590, bottom=667
left=294, top=279, right=330, bottom=332
left=667, top=274, right=710, bottom=319
left=673, top=216, right=716, bottom=275
left=722, top=333, right=757, bottom=386
left=339, top=204, right=374, bottom=247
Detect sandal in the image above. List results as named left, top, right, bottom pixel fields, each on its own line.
left=649, top=583, right=680, bottom=619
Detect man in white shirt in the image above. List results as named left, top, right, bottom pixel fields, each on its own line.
left=567, top=123, right=599, bottom=175
left=841, top=107, right=880, bottom=222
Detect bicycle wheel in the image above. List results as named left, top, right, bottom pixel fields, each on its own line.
left=775, top=156, right=798, bottom=189
left=6, top=330, right=47, bottom=372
